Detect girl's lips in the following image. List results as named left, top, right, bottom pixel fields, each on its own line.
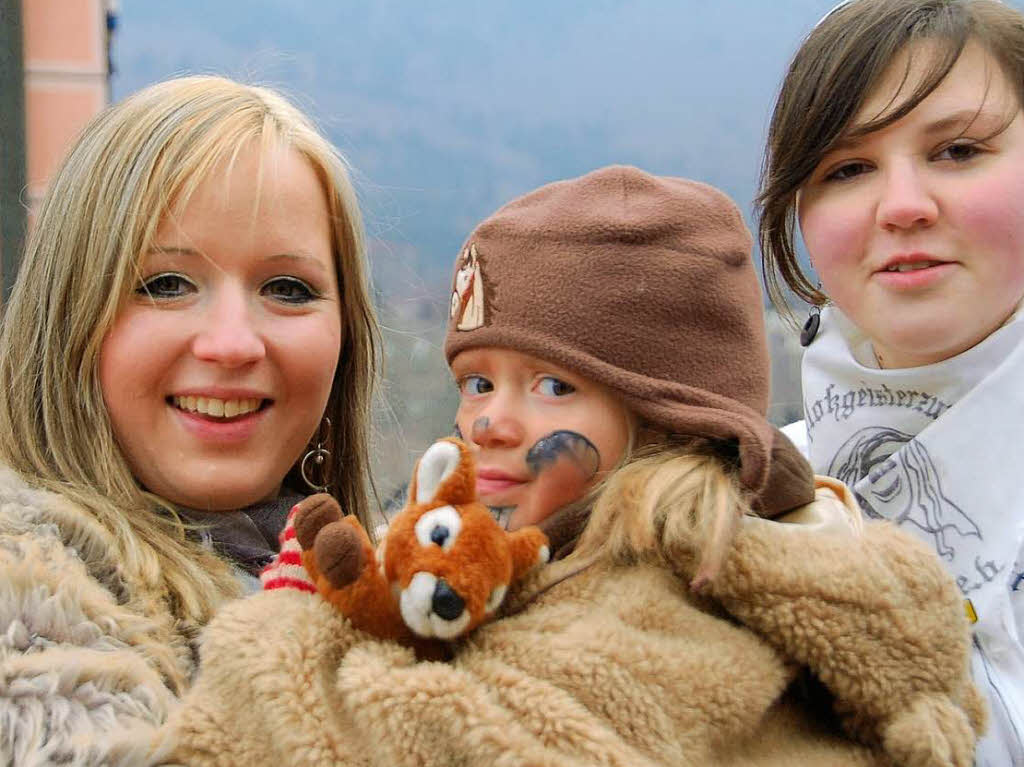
left=171, top=401, right=270, bottom=444
left=476, top=476, right=527, bottom=496
left=475, top=468, right=529, bottom=500
left=873, top=261, right=957, bottom=290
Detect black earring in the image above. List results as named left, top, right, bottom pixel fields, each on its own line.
left=800, top=284, right=824, bottom=347
left=800, top=305, right=821, bottom=347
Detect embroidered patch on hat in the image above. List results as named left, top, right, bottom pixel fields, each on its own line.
left=450, top=243, right=485, bottom=331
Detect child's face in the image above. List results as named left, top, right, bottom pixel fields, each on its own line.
left=99, top=142, right=342, bottom=510
left=798, top=41, right=1024, bottom=368
left=450, top=348, right=632, bottom=529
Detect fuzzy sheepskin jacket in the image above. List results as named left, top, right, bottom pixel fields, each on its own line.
left=0, top=465, right=192, bottom=767
left=170, top=482, right=985, bottom=767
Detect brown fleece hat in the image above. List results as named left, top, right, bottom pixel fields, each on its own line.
left=444, top=165, right=813, bottom=517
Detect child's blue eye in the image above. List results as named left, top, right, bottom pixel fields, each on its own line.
left=262, top=277, right=317, bottom=304
left=460, top=375, right=493, bottom=396
left=536, top=376, right=575, bottom=397
left=137, top=273, right=194, bottom=299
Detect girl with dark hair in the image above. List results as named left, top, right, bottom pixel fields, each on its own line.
left=759, top=1, right=1024, bottom=762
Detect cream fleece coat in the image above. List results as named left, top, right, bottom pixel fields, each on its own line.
left=171, top=482, right=984, bottom=767
left=0, top=466, right=191, bottom=767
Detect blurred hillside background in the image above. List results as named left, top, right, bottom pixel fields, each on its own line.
left=98, top=1, right=902, bottom=493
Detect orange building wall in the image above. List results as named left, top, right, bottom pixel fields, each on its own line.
left=22, top=0, right=108, bottom=216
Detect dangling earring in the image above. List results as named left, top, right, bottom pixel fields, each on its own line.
left=301, top=417, right=331, bottom=493
left=800, top=283, right=824, bottom=347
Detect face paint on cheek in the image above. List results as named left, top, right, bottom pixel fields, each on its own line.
left=525, top=430, right=600, bottom=481
left=471, top=417, right=490, bottom=443
left=506, top=430, right=602, bottom=530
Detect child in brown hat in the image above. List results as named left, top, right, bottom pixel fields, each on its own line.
left=446, top=164, right=815, bottom=572
left=440, top=165, right=985, bottom=761
left=174, top=166, right=984, bottom=767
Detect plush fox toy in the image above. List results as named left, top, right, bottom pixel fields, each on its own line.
left=292, top=438, right=550, bottom=651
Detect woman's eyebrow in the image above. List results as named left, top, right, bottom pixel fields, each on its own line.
left=920, top=107, right=1008, bottom=136
left=146, top=245, right=201, bottom=257
left=827, top=107, right=1009, bottom=155
left=145, top=247, right=329, bottom=275
left=262, top=252, right=330, bottom=275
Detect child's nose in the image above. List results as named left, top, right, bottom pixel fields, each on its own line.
left=469, top=412, right=525, bottom=449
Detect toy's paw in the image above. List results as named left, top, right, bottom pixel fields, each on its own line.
left=314, top=520, right=366, bottom=590
left=881, top=694, right=977, bottom=767
left=294, top=493, right=342, bottom=551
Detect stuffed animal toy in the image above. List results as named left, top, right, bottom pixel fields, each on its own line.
left=292, top=438, right=550, bottom=652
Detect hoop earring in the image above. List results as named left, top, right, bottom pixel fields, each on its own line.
left=301, top=417, right=331, bottom=493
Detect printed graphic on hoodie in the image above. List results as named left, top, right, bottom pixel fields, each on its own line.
left=827, top=426, right=980, bottom=562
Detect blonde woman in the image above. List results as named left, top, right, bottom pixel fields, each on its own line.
left=0, top=75, right=379, bottom=765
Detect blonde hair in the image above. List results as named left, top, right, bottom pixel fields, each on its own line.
left=572, top=440, right=749, bottom=587
left=0, top=76, right=380, bottom=628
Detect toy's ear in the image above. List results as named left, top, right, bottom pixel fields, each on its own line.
left=410, top=438, right=476, bottom=506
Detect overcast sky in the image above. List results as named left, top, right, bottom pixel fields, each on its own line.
left=109, top=1, right=1024, bottom=294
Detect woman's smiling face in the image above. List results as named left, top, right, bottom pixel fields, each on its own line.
left=798, top=42, right=1024, bottom=368
left=99, top=142, right=342, bottom=510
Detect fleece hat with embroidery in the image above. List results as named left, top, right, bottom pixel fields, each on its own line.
left=444, top=165, right=813, bottom=517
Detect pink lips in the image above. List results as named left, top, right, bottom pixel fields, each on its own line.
left=476, top=467, right=528, bottom=498
left=874, top=254, right=956, bottom=290
left=172, top=386, right=270, bottom=401
left=174, top=407, right=268, bottom=443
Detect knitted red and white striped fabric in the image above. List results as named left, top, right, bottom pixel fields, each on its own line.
left=260, top=505, right=316, bottom=593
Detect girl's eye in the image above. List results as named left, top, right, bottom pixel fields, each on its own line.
left=460, top=375, right=493, bottom=396
left=535, top=376, right=575, bottom=397
left=138, top=273, right=194, bottom=299
left=261, top=277, right=317, bottom=304
left=824, top=161, right=871, bottom=182
left=935, top=141, right=981, bottom=163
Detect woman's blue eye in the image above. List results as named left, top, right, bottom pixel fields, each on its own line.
left=536, top=376, right=575, bottom=397
left=460, top=375, right=493, bottom=396
left=262, top=277, right=316, bottom=304
left=138, top=273, right=193, bottom=298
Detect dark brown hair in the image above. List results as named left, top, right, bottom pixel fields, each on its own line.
left=757, top=0, right=1024, bottom=315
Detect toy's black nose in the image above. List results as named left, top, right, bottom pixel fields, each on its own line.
left=432, top=578, right=465, bottom=621
left=430, top=524, right=449, bottom=547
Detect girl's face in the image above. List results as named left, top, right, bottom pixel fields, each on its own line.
left=450, top=348, right=632, bottom=529
left=798, top=42, right=1024, bottom=368
left=99, top=143, right=342, bottom=510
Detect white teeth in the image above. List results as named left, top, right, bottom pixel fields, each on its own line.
left=172, top=396, right=262, bottom=418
